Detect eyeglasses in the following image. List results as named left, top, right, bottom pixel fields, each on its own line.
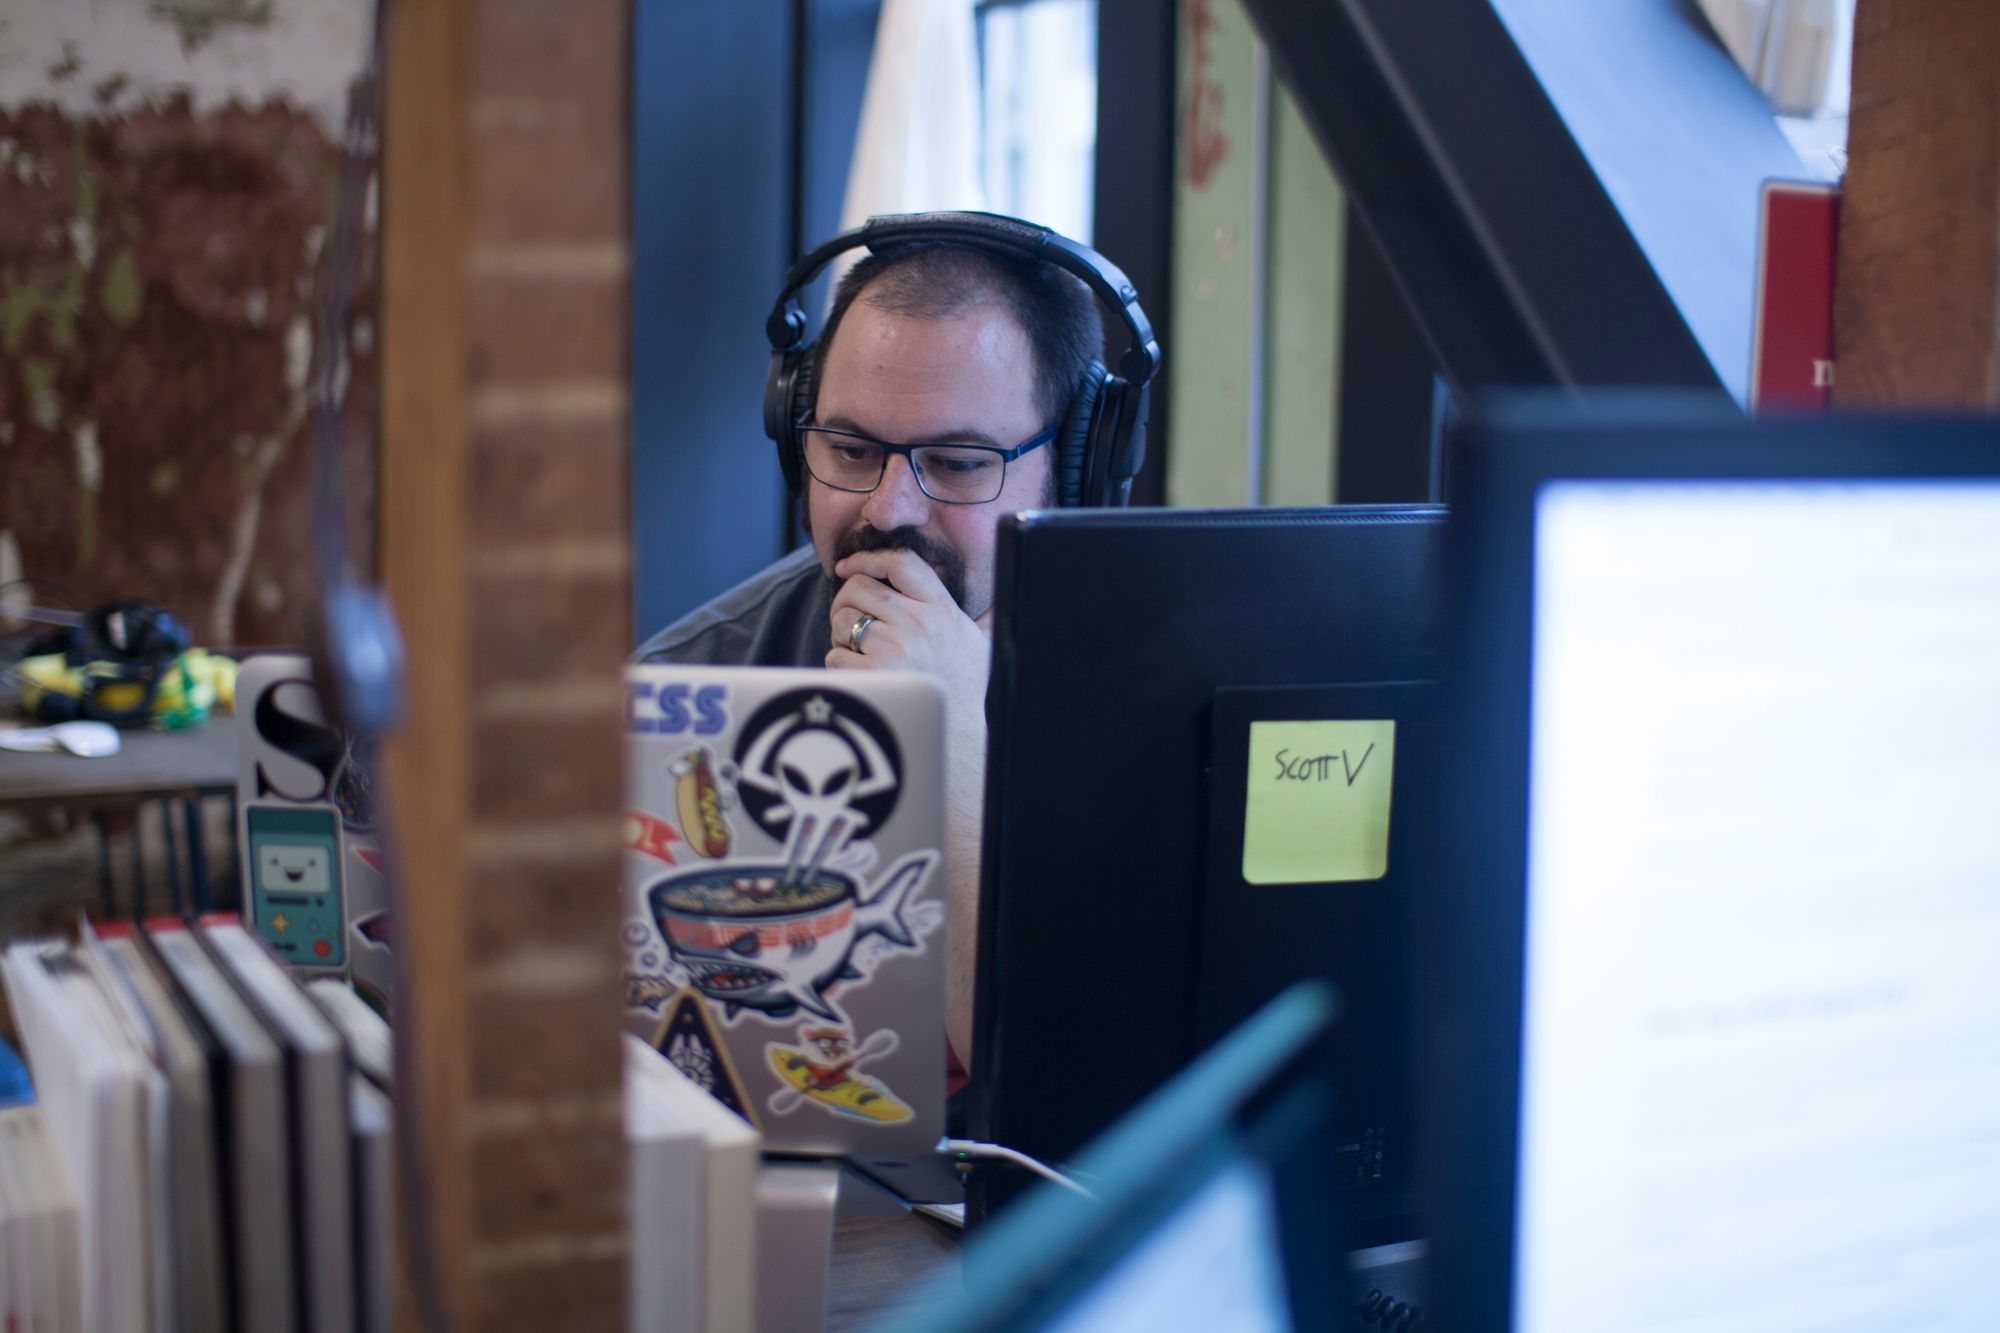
left=799, top=424, right=1058, bottom=505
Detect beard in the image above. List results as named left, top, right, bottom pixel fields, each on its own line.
left=827, top=524, right=969, bottom=610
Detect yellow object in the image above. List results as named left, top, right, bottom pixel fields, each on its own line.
left=766, top=1046, right=912, bottom=1123
left=1242, top=719, right=1398, bottom=885
left=14, top=649, right=239, bottom=727
left=153, top=648, right=240, bottom=727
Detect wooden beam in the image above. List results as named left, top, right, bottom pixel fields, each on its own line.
left=381, top=0, right=474, bottom=1322
left=1834, top=0, right=2000, bottom=408
left=381, top=0, right=633, bottom=1328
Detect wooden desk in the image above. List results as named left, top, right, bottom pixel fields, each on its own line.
left=828, top=1214, right=962, bottom=1331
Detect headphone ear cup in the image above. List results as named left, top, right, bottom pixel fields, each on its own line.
left=786, top=354, right=817, bottom=495
left=1096, top=377, right=1148, bottom=507
left=765, top=350, right=813, bottom=496
left=1054, top=364, right=1107, bottom=508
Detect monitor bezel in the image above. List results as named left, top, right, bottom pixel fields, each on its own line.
left=965, top=503, right=1451, bottom=1232
left=1429, top=400, right=2000, bottom=1329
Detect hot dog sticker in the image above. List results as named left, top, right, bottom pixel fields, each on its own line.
left=672, top=746, right=731, bottom=858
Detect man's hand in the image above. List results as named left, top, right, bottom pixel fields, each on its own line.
left=826, top=547, right=989, bottom=1066
left=825, top=547, right=989, bottom=694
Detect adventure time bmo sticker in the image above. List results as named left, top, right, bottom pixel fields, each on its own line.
left=621, top=686, right=942, bottom=1126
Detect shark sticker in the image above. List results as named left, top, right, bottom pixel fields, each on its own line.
left=645, top=849, right=934, bottom=1024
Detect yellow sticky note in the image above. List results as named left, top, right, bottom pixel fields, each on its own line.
left=1243, top=720, right=1397, bottom=885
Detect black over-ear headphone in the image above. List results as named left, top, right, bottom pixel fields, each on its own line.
left=762, top=211, right=1162, bottom=509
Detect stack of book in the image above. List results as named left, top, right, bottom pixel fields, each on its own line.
left=0, top=919, right=766, bottom=1333
left=0, top=914, right=394, bottom=1333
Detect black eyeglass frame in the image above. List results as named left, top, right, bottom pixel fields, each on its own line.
left=798, top=423, right=1061, bottom=504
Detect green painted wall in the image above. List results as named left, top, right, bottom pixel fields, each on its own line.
left=1170, top=0, right=1259, bottom=507
left=1262, top=90, right=1344, bottom=506
left=1168, top=0, right=1345, bottom=509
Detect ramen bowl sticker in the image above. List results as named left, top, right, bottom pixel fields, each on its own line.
left=646, top=851, right=933, bottom=1023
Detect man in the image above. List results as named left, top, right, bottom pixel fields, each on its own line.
left=634, top=232, right=1110, bottom=1069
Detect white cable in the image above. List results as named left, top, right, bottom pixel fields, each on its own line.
left=943, top=1138, right=1096, bottom=1199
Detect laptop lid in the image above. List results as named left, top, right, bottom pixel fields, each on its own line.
left=621, top=665, right=948, bottom=1174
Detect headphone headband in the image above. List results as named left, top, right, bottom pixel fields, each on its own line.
left=764, top=211, right=1162, bottom=386
left=764, top=210, right=1160, bottom=509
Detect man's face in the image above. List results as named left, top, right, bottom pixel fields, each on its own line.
left=805, top=296, right=1053, bottom=622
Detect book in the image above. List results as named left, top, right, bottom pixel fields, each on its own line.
left=203, top=917, right=356, bottom=1333
left=78, top=930, right=183, bottom=1333
left=305, top=979, right=392, bottom=1092
left=0, top=1105, right=80, bottom=1333
left=626, top=1037, right=704, bottom=1333
left=149, top=919, right=298, bottom=1333
left=348, top=1076, right=393, bottom=1333
left=90, top=928, right=232, bottom=1333
left=2, top=940, right=156, bottom=1333
left=624, top=1034, right=759, bottom=1333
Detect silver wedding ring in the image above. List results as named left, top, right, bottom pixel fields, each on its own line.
left=848, top=613, right=877, bottom=653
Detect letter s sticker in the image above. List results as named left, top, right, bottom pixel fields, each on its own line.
left=658, top=683, right=692, bottom=733
left=693, top=685, right=728, bottom=736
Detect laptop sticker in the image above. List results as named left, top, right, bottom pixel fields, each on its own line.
left=625, top=809, right=683, bottom=865
left=646, top=850, right=934, bottom=1025
left=733, top=689, right=905, bottom=846
left=629, top=688, right=942, bottom=1028
left=672, top=746, right=731, bottom=857
left=765, top=1024, right=913, bottom=1123
left=622, top=919, right=675, bottom=1013
left=623, top=673, right=947, bottom=1152
left=653, top=987, right=760, bottom=1129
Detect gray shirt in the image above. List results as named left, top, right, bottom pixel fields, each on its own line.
left=631, top=545, right=835, bottom=667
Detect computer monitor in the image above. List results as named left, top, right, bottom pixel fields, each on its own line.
left=968, top=505, right=1447, bottom=1241
left=884, top=982, right=1348, bottom=1333
left=1431, top=402, right=2000, bottom=1330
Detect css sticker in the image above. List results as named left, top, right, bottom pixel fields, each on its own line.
left=627, top=681, right=729, bottom=736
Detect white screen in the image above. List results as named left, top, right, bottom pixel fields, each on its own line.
left=1516, top=480, right=2000, bottom=1332
left=1046, top=1157, right=1292, bottom=1333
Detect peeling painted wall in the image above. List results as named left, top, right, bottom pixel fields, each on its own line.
left=0, top=0, right=375, bottom=648
left=1169, top=0, right=1346, bottom=509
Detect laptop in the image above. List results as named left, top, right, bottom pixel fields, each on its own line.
left=620, top=665, right=954, bottom=1199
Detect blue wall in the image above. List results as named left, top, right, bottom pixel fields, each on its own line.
left=630, top=1, right=879, bottom=644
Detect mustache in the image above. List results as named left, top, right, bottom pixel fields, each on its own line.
left=830, top=526, right=968, bottom=609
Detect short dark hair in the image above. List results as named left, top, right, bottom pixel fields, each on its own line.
left=808, top=242, right=1105, bottom=431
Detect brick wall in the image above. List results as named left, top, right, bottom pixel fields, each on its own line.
left=381, top=1, right=633, bottom=1327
